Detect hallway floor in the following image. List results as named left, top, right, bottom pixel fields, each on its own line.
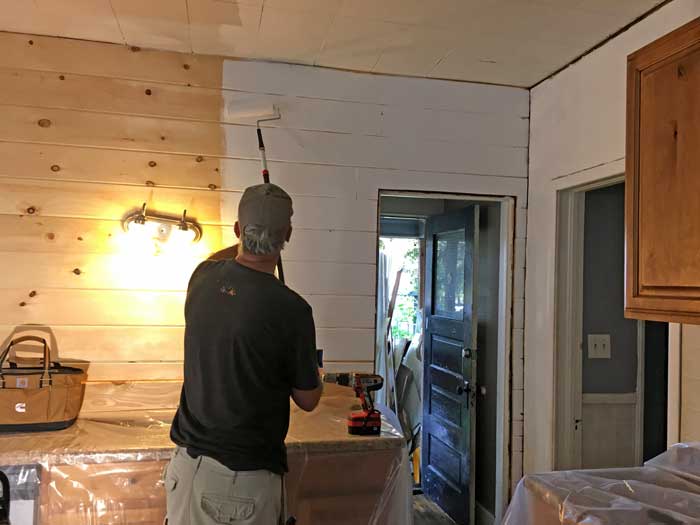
left=413, top=495, right=456, bottom=525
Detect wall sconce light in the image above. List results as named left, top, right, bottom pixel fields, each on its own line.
left=122, top=203, right=203, bottom=243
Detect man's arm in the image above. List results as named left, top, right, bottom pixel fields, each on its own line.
left=290, top=307, right=322, bottom=412
left=292, top=380, right=323, bottom=412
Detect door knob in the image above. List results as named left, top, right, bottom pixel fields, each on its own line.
left=462, top=348, right=472, bottom=359
left=456, top=381, right=470, bottom=396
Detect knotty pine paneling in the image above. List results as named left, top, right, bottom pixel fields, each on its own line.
left=0, top=33, right=225, bottom=385
left=0, top=289, right=374, bottom=329
left=0, top=325, right=373, bottom=366
left=0, top=216, right=376, bottom=263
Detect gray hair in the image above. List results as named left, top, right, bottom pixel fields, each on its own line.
left=241, top=224, right=287, bottom=255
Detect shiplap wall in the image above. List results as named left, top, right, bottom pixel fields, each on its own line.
left=0, top=33, right=528, bottom=393
left=0, top=33, right=228, bottom=383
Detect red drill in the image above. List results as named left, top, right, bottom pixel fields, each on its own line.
left=323, top=373, right=383, bottom=435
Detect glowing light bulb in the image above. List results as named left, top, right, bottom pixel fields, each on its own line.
left=172, top=227, right=197, bottom=243
left=127, top=220, right=147, bottom=234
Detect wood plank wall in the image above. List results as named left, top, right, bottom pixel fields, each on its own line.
left=0, top=33, right=228, bottom=384
left=0, top=32, right=529, bottom=389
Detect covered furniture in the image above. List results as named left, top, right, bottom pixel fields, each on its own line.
left=0, top=384, right=411, bottom=525
left=504, top=443, right=700, bottom=524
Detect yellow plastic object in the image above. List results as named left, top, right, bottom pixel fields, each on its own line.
left=412, top=446, right=421, bottom=485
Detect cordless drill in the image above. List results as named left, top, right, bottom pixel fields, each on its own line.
left=323, top=373, right=383, bottom=435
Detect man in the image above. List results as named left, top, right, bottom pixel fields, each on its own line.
left=165, top=183, right=323, bottom=525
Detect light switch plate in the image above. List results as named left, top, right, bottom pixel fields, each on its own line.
left=588, top=334, right=611, bottom=359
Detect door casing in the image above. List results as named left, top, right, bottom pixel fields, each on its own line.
left=376, top=191, right=515, bottom=522
left=554, top=177, right=655, bottom=469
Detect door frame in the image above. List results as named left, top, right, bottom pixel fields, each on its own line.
left=635, top=321, right=645, bottom=465
left=667, top=323, right=682, bottom=446
left=377, top=190, right=514, bottom=523
left=554, top=186, right=586, bottom=469
left=554, top=176, right=653, bottom=468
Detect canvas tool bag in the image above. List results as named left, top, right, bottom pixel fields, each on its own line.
left=0, top=336, right=86, bottom=432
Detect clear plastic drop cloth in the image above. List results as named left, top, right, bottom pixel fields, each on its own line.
left=0, top=384, right=412, bottom=525
left=504, top=443, right=700, bottom=524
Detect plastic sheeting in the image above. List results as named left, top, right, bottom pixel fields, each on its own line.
left=0, top=384, right=412, bottom=525
left=504, top=443, right=700, bottom=524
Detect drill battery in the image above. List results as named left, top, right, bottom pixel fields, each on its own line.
left=323, top=372, right=384, bottom=436
left=347, top=409, right=382, bottom=435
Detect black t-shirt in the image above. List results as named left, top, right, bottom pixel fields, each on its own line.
left=170, top=259, right=319, bottom=474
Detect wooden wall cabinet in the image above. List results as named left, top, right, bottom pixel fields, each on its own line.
left=625, top=17, right=700, bottom=324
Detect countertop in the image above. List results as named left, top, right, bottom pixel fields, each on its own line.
left=0, top=383, right=404, bottom=465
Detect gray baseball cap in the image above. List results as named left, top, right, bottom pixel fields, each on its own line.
left=238, top=183, right=293, bottom=231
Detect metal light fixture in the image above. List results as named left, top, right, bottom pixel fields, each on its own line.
left=122, top=203, right=203, bottom=243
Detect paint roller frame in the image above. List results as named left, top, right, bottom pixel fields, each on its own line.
left=255, top=104, right=281, bottom=184
left=254, top=105, right=286, bottom=283
left=255, top=108, right=296, bottom=525
left=213, top=104, right=286, bottom=281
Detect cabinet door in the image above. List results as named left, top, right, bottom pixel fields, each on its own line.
left=626, top=17, right=700, bottom=324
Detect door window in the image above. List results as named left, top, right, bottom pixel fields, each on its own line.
left=434, top=230, right=465, bottom=319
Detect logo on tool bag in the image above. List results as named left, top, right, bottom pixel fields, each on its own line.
left=14, top=403, right=26, bottom=413
left=16, top=378, right=28, bottom=388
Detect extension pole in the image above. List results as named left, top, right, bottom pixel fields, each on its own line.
left=257, top=128, right=271, bottom=184
left=256, top=110, right=285, bottom=283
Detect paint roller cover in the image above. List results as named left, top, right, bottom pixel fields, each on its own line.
left=223, top=103, right=279, bottom=124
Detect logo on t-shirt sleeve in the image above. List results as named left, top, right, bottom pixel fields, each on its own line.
left=220, top=285, right=237, bottom=296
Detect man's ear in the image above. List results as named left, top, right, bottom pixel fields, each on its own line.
left=234, top=221, right=241, bottom=239
left=286, top=226, right=293, bottom=242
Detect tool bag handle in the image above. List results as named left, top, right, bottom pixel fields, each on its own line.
left=0, top=335, right=52, bottom=388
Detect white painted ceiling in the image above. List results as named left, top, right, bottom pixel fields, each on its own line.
left=0, top=0, right=666, bottom=87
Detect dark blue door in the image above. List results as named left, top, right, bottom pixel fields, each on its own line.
left=422, top=206, right=479, bottom=525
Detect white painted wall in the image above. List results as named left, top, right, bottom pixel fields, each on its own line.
left=526, top=0, right=700, bottom=474
left=219, top=60, right=529, bottom=376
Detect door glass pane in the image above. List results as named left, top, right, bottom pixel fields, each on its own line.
left=434, top=230, right=465, bottom=319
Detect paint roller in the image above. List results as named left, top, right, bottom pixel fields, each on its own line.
left=221, top=103, right=285, bottom=282
left=254, top=106, right=281, bottom=184
left=223, top=102, right=281, bottom=176
left=255, top=106, right=285, bottom=282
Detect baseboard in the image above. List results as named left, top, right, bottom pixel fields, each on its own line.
left=476, top=502, right=495, bottom=525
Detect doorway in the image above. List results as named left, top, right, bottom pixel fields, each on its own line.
left=375, top=192, right=514, bottom=525
left=555, top=181, right=669, bottom=470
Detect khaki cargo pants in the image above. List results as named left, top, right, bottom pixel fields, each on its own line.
left=164, top=447, right=285, bottom=525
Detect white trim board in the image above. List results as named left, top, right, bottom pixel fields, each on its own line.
left=553, top=177, right=646, bottom=470
left=495, top=197, right=515, bottom=522
left=668, top=323, right=682, bottom=447
left=636, top=321, right=646, bottom=466
left=554, top=188, right=585, bottom=470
